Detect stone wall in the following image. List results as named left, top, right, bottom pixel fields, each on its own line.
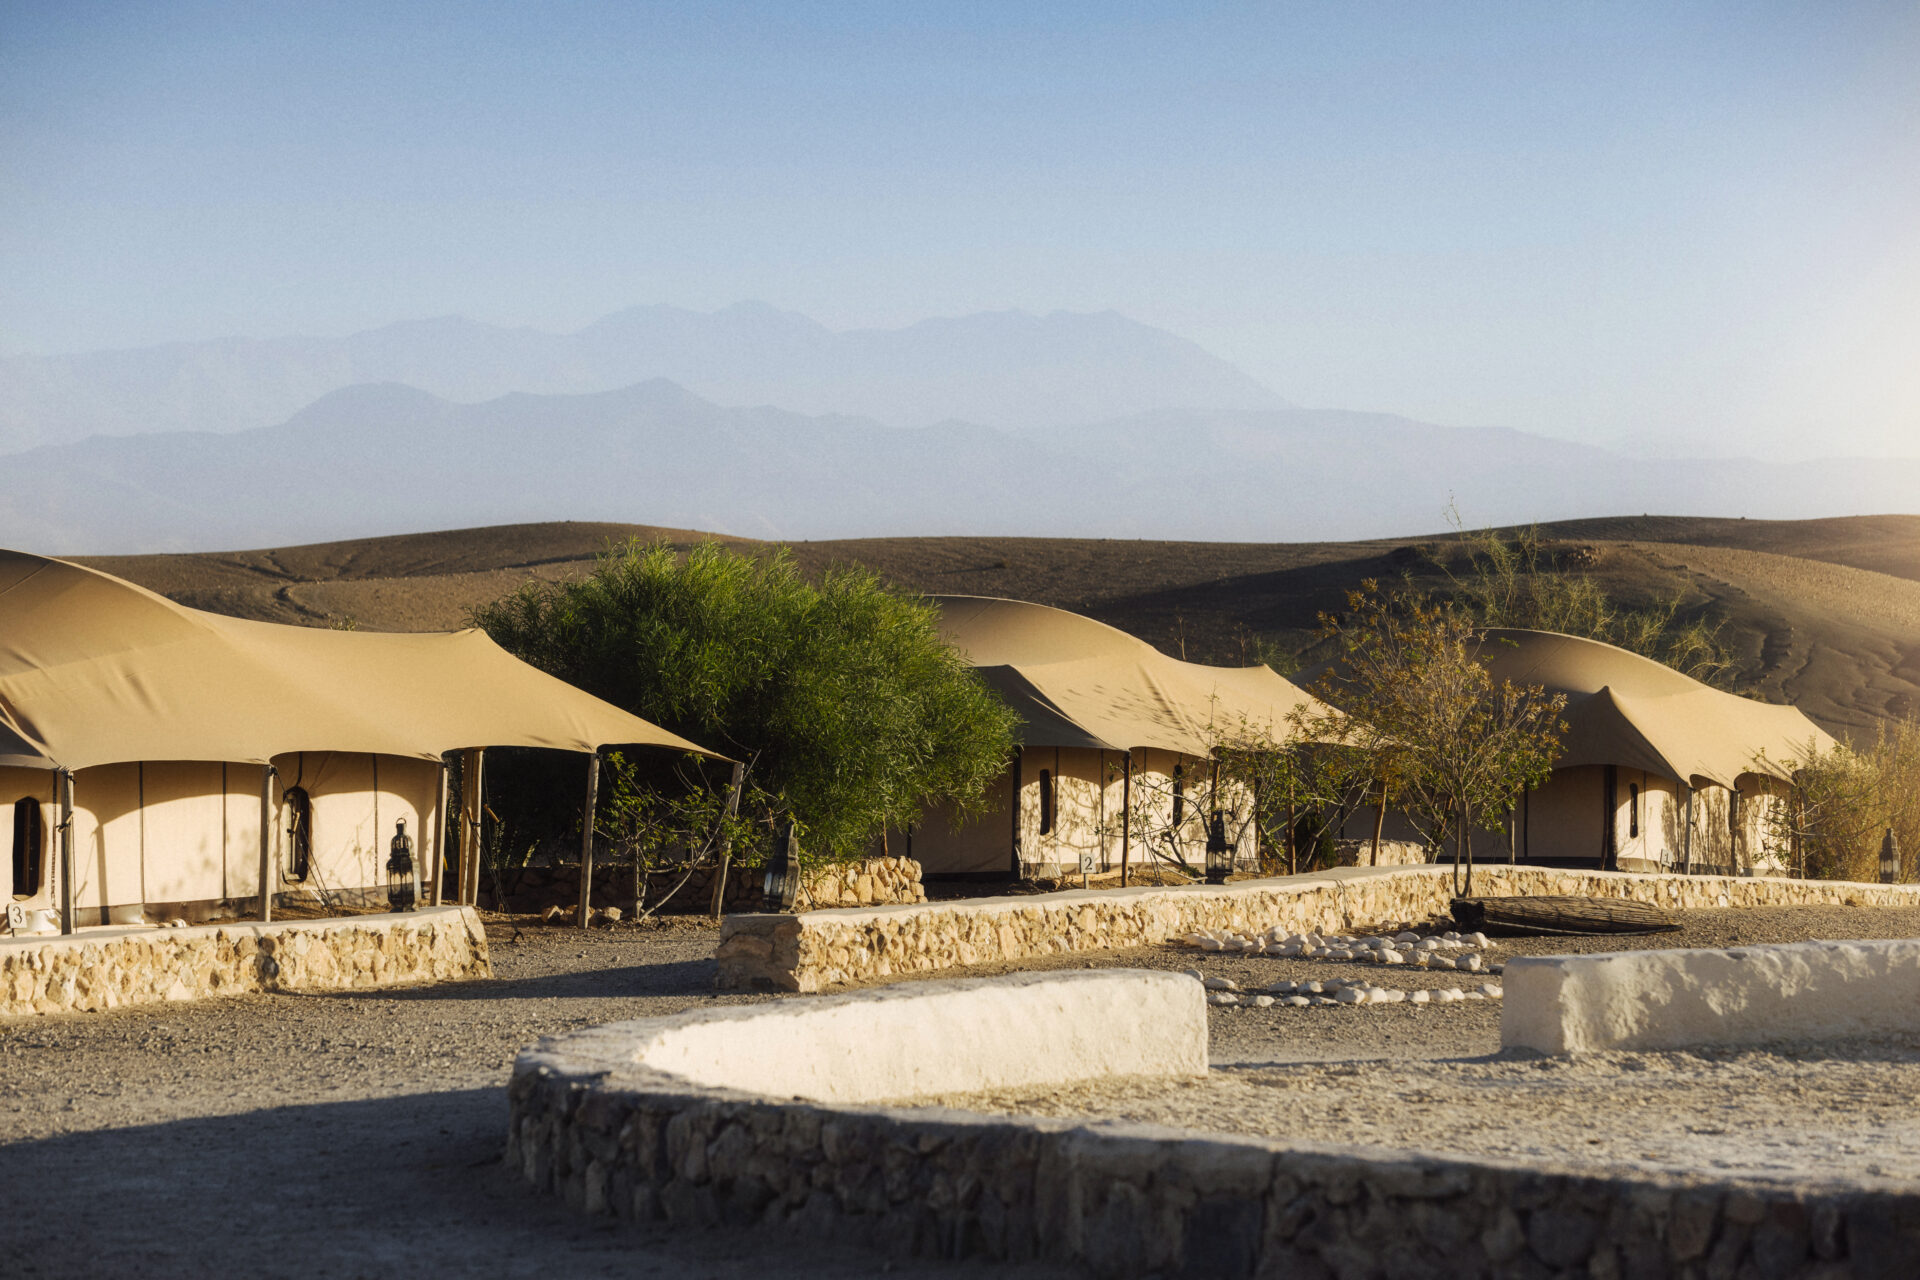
left=483, top=856, right=925, bottom=916
left=1504, top=937, right=1920, bottom=1054
left=510, top=994, right=1920, bottom=1279
left=0, top=905, right=491, bottom=1017
left=1329, top=838, right=1429, bottom=868
left=717, top=863, right=1920, bottom=992
left=795, top=856, right=925, bottom=910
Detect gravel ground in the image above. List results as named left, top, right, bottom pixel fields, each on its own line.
left=915, top=1041, right=1920, bottom=1190
left=0, top=918, right=1070, bottom=1280
left=2, top=904, right=1916, bottom=1277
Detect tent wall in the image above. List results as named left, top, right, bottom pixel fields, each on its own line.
left=1, top=754, right=445, bottom=924
left=268, top=752, right=441, bottom=908
left=907, top=747, right=1255, bottom=879
left=0, top=768, right=56, bottom=908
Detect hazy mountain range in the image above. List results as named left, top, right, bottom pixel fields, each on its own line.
left=0, top=303, right=1284, bottom=450
left=6, top=379, right=1918, bottom=554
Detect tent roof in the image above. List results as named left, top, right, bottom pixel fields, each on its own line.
left=1472, top=628, right=1835, bottom=788
left=932, top=595, right=1326, bottom=756
left=0, top=549, right=718, bottom=771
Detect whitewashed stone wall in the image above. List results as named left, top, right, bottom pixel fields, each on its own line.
left=717, top=864, right=1920, bottom=992
left=0, top=905, right=491, bottom=1017
left=510, top=991, right=1918, bottom=1278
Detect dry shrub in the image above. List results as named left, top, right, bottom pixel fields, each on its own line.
left=1773, top=718, right=1920, bottom=881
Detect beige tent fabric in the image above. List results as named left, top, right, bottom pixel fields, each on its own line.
left=1474, top=629, right=1835, bottom=789
left=0, top=549, right=716, bottom=770
left=934, top=595, right=1326, bottom=755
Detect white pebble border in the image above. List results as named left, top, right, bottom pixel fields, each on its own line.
left=1178, top=926, right=1502, bottom=1009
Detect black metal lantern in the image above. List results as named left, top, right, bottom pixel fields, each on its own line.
left=763, top=821, right=800, bottom=911
left=387, top=818, right=417, bottom=912
left=1881, top=827, right=1901, bottom=885
left=1204, top=811, right=1232, bottom=885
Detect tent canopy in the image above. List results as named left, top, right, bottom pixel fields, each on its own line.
left=1472, top=628, right=1835, bottom=789
left=0, top=549, right=718, bottom=771
left=933, top=595, right=1326, bottom=756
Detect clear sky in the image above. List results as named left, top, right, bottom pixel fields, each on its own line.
left=3, top=1, right=1917, bottom=457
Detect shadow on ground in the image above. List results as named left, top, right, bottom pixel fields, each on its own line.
left=0, top=1088, right=1067, bottom=1280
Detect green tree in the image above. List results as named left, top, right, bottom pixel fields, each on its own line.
left=472, top=540, right=1017, bottom=862
left=1298, top=584, right=1567, bottom=895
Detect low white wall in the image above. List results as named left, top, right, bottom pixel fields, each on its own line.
left=535, top=970, right=1206, bottom=1104
left=1502, top=938, right=1920, bottom=1054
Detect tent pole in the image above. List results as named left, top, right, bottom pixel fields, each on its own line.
left=709, top=761, right=745, bottom=921
left=1683, top=785, right=1694, bottom=874
left=1009, top=747, right=1023, bottom=880
left=1120, top=752, right=1132, bottom=887
left=56, top=769, right=74, bottom=936
left=1370, top=782, right=1387, bottom=868
left=575, top=752, right=600, bottom=928
left=257, top=764, right=275, bottom=923
left=462, top=749, right=486, bottom=907
left=430, top=759, right=449, bottom=907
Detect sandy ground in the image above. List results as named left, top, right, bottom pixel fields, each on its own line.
left=2, top=905, right=1916, bottom=1276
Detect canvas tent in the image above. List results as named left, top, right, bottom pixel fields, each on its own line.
left=1341, top=628, right=1837, bottom=873
left=0, top=549, right=715, bottom=931
left=905, top=596, right=1327, bottom=877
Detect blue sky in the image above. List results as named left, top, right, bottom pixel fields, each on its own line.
left=3, top=1, right=1917, bottom=456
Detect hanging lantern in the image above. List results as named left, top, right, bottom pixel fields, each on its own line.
left=387, top=818, right=417, bottom=912
left=1881, top=828, right=1900, bottom=885
left=762, top=821, right=800, bottom=911
left=1204, top=811, right=1232, bottom=885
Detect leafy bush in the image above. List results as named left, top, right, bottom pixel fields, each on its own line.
left=472, top=541, right=1016, bottom=862
left=1764, top=718, right=1920, bottom=882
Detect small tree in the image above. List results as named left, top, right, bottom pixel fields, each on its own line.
left=1299, top=583, right=1567, bottom=895
left=473, top=541, right=1017, bottom=864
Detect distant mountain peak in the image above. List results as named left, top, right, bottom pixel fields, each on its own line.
left=0, top=303, right=1288, bottom=449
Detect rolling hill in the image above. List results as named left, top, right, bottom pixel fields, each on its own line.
left=79, top=514, right=1920, bottom=743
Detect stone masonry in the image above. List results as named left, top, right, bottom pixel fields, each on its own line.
left=717, top=864, right=1920, bottom=992
left=511, top=1013, right=1920, bottom=1279
left=0, top=904, right=492, bottom=1017
left=795, top=856, right=926, bottom=910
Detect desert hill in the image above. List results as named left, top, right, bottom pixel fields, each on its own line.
left=78, top=514, right=1920, bottom=743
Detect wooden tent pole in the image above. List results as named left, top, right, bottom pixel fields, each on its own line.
left=1009, top=747, right=1023, bottom=879
left=575, top=752, right=601, bottom=928
left=1370, top=782, right=1387, bottom=868
left=465, top=749, right=487, bottom=907
left=1120, top=751, right=1133, bottom=887
left=430, top=759, right=449, bottom=907
left=257, top=763, right=275, bottom=923
left=708, top=761, right=745, bottom=920
left=57, top=769, right=75, bottom=936
left=1683, top=784, right=1694, bottom=874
